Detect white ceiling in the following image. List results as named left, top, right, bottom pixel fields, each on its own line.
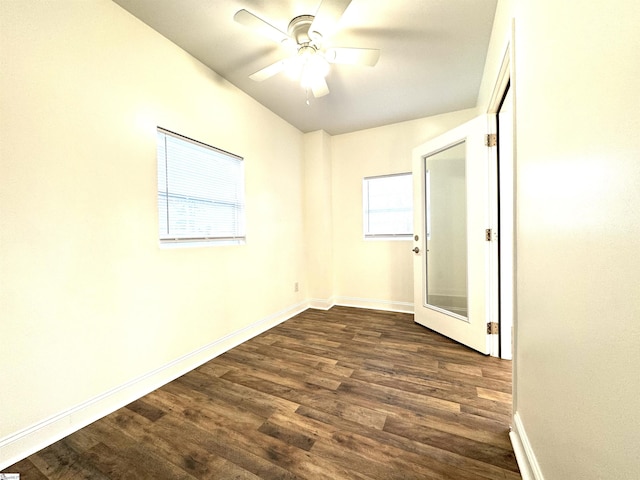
left=113, top=0, right=498, bottom=135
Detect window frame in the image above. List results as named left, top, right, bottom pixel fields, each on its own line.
left=157, top=127, right=246, bottom=247
left=362, top=172, right=413, bottom=241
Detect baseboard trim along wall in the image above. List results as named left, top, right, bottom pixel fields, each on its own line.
left=334, top=296, right=414, bottom=314
left=309, top=297, right=414, bottom=313
left=308, top=297, right=335, bottom=310
left=0, top=301, right=309, bottom=471
left=308, top=297, right=414, bottom=313
left=510, top=411, right=544, bottom=480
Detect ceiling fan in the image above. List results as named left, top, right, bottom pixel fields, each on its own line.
left=233, top=0, right=380, bottom=99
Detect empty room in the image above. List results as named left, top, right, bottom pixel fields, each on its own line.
left=1, top=1, right=639, bottom=479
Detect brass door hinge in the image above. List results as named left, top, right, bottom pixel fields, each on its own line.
left=485, top=133, right=497, bottom=147
left=487, top=322, right=499, bottom=334
left=485, top=228, right=492, bottom=241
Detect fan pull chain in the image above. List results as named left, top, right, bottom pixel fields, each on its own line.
left=305, top=88, right=311, bottom=106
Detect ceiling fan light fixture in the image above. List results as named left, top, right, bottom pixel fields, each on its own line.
left=299, top=47, right=330, bottom=89
left=284, top=57, right=304, bottom=80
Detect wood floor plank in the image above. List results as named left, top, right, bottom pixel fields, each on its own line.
left=385, top=408, right=514, bottom=450
left=338, top=375, right=462, bottom=414
left=159, top=405, right=373, bottom=480
left=155, top=412, right=296, bottom=479
left=461, top=403, right=512, bottom=424
left=321, top=429, right=493, bottom=480
left=125, top=397, right=167, bottom=423
left=310, top=437, right=424, bottom=480
left=5, top=306, right=520, bottom=479
left=263, top=411, right=337, bottom=442
left=220, top=369, right=390, bottom=431
left=175, top=369, right=300, bottom=417
left=150, top=383, right=267, bottom=431
left=257, top=420, right=317, bottom=451
left=1, top=459, right=49, bottom=480
left=81, top=441, right=197, bottom=480
left=477, top=386, right=514, bottom=404
left=83, top=414, right=200, bottom=480
left=383, top=415, right=519, bottom=471
left=295, top=404, right=515, bottom=480
left=219, top=348, right=344, bottom=391
left=106, top=397, right=263, bottom=479
left=101, top=407, right=218, bottom=478
left=22, top=439, right=111, bottom=480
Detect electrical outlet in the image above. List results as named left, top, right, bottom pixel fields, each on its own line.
left=294, top=282, right=299, bottom=292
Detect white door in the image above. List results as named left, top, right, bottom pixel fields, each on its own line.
left=412, top=115, right=493, bottom=354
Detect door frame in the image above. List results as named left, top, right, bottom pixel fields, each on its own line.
left=487, top=42, right=516, bottom=360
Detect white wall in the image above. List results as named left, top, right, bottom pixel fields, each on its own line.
left=303, top=130, right=334, bottom=308
left=479, top=0, right=640, bottom=478
left=330, top=110, right=476, bottom=312
left=0, top=0, right=307, bottom=466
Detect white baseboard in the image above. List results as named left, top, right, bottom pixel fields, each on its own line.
left=308, top=297, right=414, bottom=313
left=334, top=296, right=414, bottom=314
left=0, top=301, right=309, bottom=471
left=510, top=411, right=544, bottom=480
left=308, top=297, right=335, bottom=310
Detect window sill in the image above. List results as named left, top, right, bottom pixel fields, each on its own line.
left=159, top=238, right=246, bottom=249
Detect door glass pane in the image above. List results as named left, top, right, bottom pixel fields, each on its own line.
left=425, top=141, right=468, bottom=319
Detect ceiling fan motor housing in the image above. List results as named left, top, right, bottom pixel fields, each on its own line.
left=287, top=15, right=320, bottom=45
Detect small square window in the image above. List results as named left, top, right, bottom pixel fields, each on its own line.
left=363, top=173, right=413, bottom=239
left=157, top=128, right=245, bottom=245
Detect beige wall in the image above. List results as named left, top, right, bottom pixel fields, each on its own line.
left=330, top=110, right=476, bottom=312
left=0, top=0, right=307, bottom=464
left=479, top=0, right=640, bottom=477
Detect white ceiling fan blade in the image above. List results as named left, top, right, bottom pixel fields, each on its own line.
left=249, top=58, right=293, bottom=82
left=233, top=9, right=291, bottom=45
left=311, top=77, right=330, bottom=98
left=309, top=0, right=352, bottom=40
left=325, top=47, right=380, bottom=67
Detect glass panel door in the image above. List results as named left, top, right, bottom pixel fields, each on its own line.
left=412, top=116, right=492, bottom=354
left=425, top=141, right=468, bottom=319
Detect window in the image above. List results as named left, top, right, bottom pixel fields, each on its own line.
left=157, top=128, right=245, bottom=245
left=363, top=173, right=413, bottom=239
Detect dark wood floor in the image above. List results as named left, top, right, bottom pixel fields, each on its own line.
left=5, top=307, right=520, bottom=479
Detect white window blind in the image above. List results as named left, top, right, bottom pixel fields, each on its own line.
left=157, top=128, right=245, bottom=244
left=363, top=173, right=413, bottom=239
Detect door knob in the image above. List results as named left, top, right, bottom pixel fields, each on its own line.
left=413, top=246, right=420, bottom=253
